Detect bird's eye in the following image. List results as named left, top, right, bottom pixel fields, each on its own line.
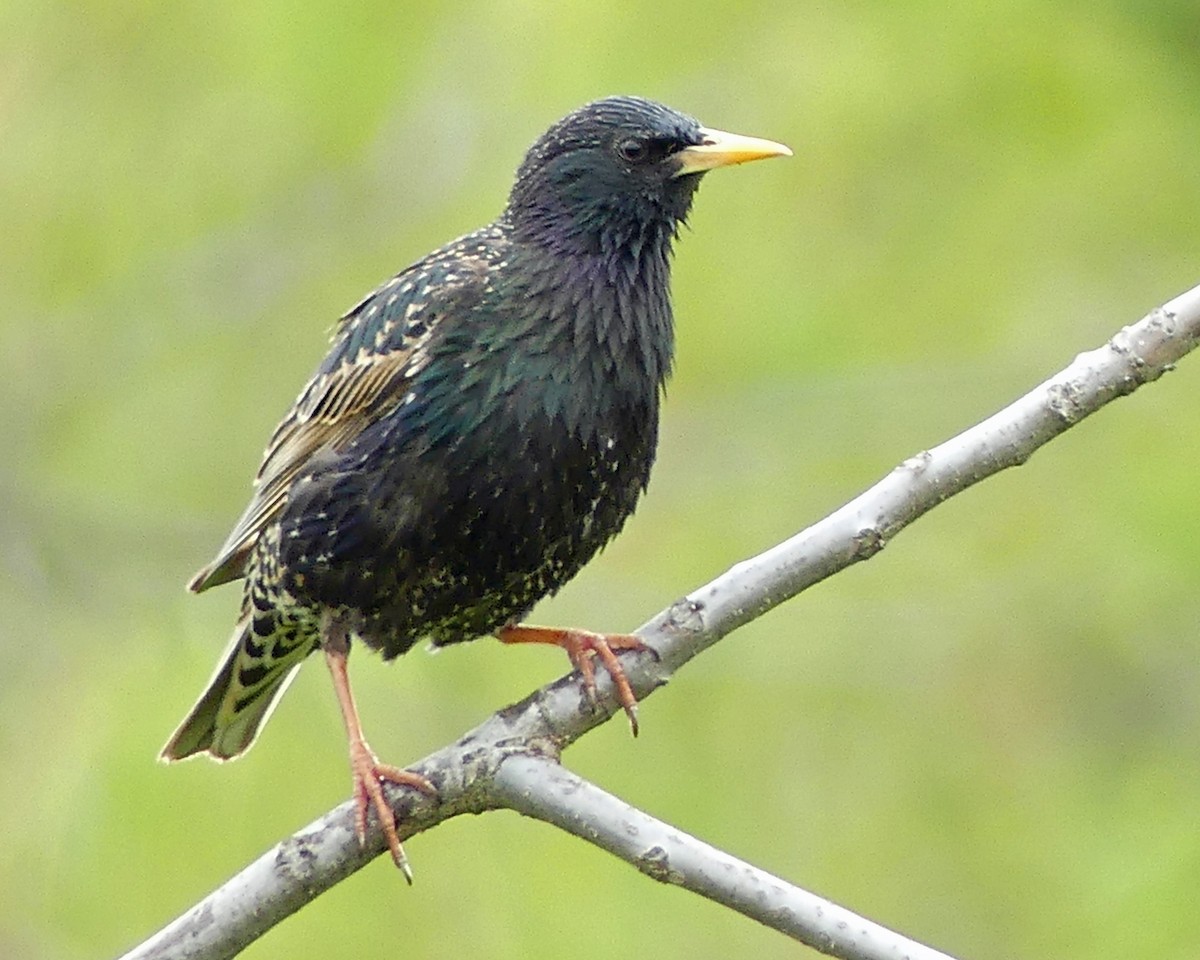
left=616, top=138, right=650, bottom=164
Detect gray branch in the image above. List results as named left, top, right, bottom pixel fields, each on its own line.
left=494, top=755, right=960, bottom=960
left=118, top=281, right=1200, bottom=960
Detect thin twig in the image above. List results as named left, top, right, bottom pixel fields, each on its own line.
left=494, top=755, right=961, bottom=960
left=118, top=281, right=1200, bottom=960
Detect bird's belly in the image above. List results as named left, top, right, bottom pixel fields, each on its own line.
left=287, top=414, right=657, bottom=659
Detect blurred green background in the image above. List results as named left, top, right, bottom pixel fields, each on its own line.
left=5, top=1, right=1200, bottom=958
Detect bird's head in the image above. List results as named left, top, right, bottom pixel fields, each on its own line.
left=505, top=96, right=791, bottom=259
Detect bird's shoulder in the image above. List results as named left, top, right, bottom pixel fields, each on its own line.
left=328, top=224, right=509, bottom=364
left=188, top=224, right=510, bottom=592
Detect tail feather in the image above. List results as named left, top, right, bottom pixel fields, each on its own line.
left=161, top=613, right=309, bottom=762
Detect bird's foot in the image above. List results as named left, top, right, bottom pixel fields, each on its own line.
left=496, top=624, right=654, bottom=736
left=348, top=736, right=436, bottom=882
left=325, top=640, right=436, bottom=881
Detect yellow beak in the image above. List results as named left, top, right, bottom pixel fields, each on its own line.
left=674, top=127, right=793, bottom=176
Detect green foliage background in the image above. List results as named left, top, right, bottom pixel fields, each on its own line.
left=5, top=1, right=1200, bottom=957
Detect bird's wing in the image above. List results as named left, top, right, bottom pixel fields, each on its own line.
left=187, top=234, right=500, bottom=593
left=187, top=350, right=422, bottom=592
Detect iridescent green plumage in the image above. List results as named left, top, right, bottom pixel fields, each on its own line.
left=162, top=96, right=789, bottom=869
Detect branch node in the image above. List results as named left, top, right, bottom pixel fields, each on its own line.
left=665, top=596, right=706, bottom=636
left=900, top=450, right=933, bottom=476
left=852, top=526, right=885, bottom=558
left=634, top=844, right=685, bottom=885
left=1046, top=379, right=1085, bottom=423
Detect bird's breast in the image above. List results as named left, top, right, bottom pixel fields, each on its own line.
left=279, top=257, right=672, bottom=653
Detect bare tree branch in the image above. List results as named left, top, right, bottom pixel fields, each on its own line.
left=493, top=755, right=961, bottom=960
left=119, top=281, right=1200, bottom=960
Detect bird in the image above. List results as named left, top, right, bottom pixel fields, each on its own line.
left=162, top=95, right=790, bottom=878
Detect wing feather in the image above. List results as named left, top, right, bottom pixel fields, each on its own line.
left=187, top=227, right=503, bottom=593
left=187, top=347, right=422, bottom=591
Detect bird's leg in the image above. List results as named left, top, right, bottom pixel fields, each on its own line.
left=322, top=628, right=435, bottom=882
left=495, top=624, right=652, bottom=736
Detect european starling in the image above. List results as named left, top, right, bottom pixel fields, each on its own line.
left=162, top=96, right=790, bottom=876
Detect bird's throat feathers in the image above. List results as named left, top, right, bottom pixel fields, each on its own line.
left=506, top=158, right=700, bottom=265
left=503, top=221, right=678, bottom=403
left=499, top=177, right=696, bottom=404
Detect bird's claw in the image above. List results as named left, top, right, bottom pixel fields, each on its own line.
left=564, top=629, right=645, bottom=736
left=496, top=625, right=652, bottom=734
left=348, top=739, right=436, bottom=883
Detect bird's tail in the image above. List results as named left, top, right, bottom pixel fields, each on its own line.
left=160, top=611, right=311, bottom=762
